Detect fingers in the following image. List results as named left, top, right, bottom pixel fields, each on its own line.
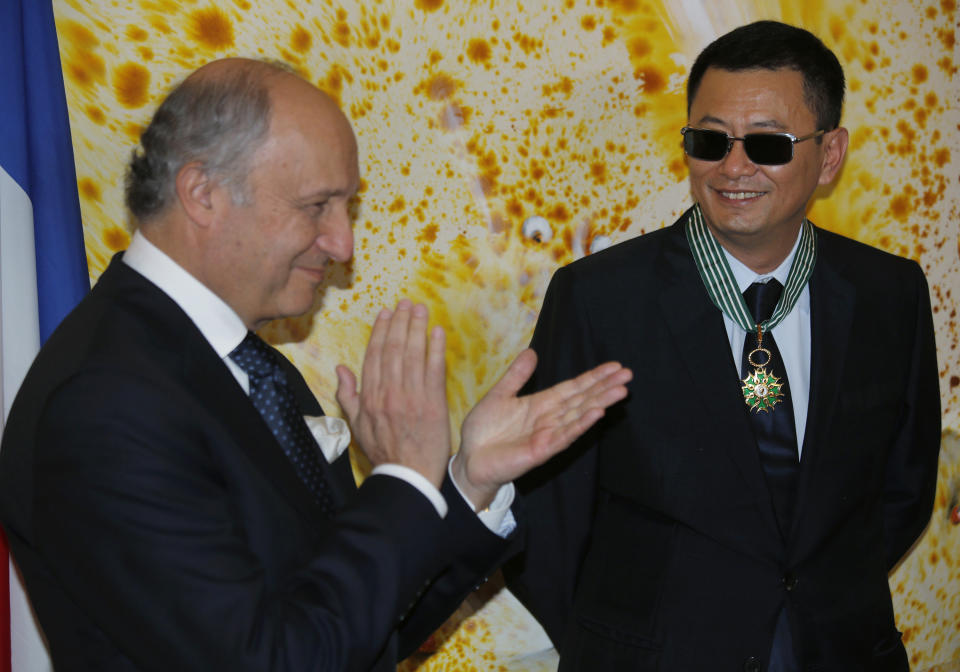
left=425, top=325, right=447, bottom=393
left=360, top=307, right=393, bottom=397
left=538, top=361, right=632, bottom=413
left=334, top=364, right=359, bottom=423
left=354, top=298, right=444, bottom=409
left=541, top=364, right=632, bottom=448
left=403, top=302, right=429, bottom=387
left=383, top=299, right=414, bottom=385
left=485, top=348, right=538, bottom=400
left=531, top=409, right=606, bottom=465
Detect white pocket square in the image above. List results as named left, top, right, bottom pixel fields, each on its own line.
left=304, top=415, right=351, bottom=462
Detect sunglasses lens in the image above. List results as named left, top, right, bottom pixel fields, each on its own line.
left=683, top=128, right=729, bottom=161
left=743, top=135, right=793, bottom=165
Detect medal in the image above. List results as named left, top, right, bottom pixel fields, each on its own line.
left=741, top=325, right=784, bottom=413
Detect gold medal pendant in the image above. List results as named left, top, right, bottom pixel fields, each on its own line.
left=741, top=325, right=783, bottom=413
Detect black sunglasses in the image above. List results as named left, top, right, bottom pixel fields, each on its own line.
left=681, top=126, right=826, bottom=165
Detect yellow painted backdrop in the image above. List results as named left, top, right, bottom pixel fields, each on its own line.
left=52, top=0, right=959, bottom=669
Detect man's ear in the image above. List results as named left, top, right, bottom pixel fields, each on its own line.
left=818, top=127, right=849, bottom=186
left=175, top=161, right=219, bottom=227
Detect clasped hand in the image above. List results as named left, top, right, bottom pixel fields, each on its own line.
left=336, top=299, right=450, bottom=488
left=337, top=300, right=633, bottom=502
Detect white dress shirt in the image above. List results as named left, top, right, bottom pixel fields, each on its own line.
left=122, top=230, right=515, bottom=532
left=719, top=229, right=812, bottom=455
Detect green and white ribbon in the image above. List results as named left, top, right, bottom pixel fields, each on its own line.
left=685, top=203, right=816, bottom=334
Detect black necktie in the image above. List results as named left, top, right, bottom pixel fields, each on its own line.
left=740, top=280, right=799, bottom=537
left=230, top=332, right=333, bottom=515
left=741, top=280, right=801, bottom=672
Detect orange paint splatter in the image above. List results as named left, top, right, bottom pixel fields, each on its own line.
left=291, top=25, right=312, bottom=53
left=425, top=73, right=457, bottom=100
left=890, top=193, right=913, bottom=220
left=85, top=105, right=106, bottom=124
left=125, top=25, right=149, bottom=41
left=188, top=7, right=235, bottom=51
left=636, top=66, right=666, bottom=94
left=59, top=21, right=106, bottom=89
left=113, top=63, right=150, bottom=108
left=590, top=161, right=607, bottom=183
left=418, top=223, right=439, bottom=244
left=103, top=227, right=131, bottom=252
left=628, top=36, right=652, bottom=59
left=467, top=38, right=492, bottom=64
left=78, top=178, right=101, bottom=202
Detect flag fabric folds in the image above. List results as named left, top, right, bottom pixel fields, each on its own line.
left=0, top=1, right=90, bottom=671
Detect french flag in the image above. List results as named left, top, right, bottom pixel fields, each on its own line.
left=1, top=1, right=90, bottom=670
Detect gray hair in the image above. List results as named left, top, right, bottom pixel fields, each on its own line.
left=124, top=61, right=294, bottom=221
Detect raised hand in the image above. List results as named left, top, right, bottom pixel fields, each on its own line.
left=452, top=349, right=632, bottom=509
left=335, top=299, right=451, bottom=488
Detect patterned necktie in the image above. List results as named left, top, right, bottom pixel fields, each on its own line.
left=229, top=332, right=333, bottom=515
left=740, top=280, right=799, bottom=537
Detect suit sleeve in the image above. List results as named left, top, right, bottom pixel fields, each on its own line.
left=31, top=367, right=504, bottom=672
left=393, top=477, right=518, bottom=659
left=882, top=262, right=941, bottom=570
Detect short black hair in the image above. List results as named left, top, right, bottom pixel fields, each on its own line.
left=687, top=20, right=845, bottom=131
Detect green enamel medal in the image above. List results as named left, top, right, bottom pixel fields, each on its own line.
left=741, top=325, right=785, bottom=412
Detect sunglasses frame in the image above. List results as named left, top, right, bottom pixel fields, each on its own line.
left=680, top=126, right=826, bottom=165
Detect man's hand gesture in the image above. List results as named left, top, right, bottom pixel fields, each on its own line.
left=453, top=349, right=631, bottom=509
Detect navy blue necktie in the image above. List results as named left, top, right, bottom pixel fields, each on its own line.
left=230, top=332, right=333, bottom=515
left=740, top=280, right=799, bottom=537
left=741, top=280, right=800, bottom=672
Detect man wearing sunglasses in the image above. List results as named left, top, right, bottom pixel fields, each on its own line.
left=505, top=20, right=940, bottom=672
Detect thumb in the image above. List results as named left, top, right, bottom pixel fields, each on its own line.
left=335, top=364, right=360, bottom=422
left=486, top=348, right=538, bottom=400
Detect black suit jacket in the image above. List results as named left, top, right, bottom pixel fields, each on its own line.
left=0, top=255, right=511, bottom=672
left=504, top=210, right=940, bottom=671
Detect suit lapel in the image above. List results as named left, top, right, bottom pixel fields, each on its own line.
left=112, top=258, right=344, bottom=520
left=656, top=220, right=781, bottom=539
left=183, top=338, right=344, bottom=519
left=789, top=233, right=855, bottom=542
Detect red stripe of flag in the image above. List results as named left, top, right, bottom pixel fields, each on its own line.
left=1, top=526, right=11, bottom=672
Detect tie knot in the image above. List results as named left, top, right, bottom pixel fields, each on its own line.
left=743, top=279, right=783, bottom=324
left=229, top=332, right=280, bottom=380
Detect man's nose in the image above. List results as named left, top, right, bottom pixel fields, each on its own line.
left=319, top=204, right=354, bottom=263
left=719, top=138, right=758, bottom=178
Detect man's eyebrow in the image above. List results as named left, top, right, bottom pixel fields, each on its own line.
left=691, top=115, right=789, bottom=131
left=299, top=188, right=352, bottom=202
left=747, top=119, right=788, bottom=130
left=693, top=114, right=728, bottom=127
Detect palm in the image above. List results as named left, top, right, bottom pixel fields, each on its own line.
left=456, top=349, right=632, bottom=507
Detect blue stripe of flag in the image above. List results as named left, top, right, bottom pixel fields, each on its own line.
left=0, top=0, right=89, bottom=343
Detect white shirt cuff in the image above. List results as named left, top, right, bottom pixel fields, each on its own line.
left=448, top=457, right=517, bottom=538
left=370, top=464, right=448, bottom=518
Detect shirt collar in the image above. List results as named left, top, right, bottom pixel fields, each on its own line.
left=122, top=230, right=248, bottom=357
left=722, top=225, right=803, bottom=293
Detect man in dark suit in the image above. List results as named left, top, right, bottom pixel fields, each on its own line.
left=504, top=21, right=940, bottom=672
left=0, top=58, right=631, bottom=671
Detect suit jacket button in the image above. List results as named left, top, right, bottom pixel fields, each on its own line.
left=783, top=571, right=799, bottom=591
left=743, top=656, right=762, bottom=672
